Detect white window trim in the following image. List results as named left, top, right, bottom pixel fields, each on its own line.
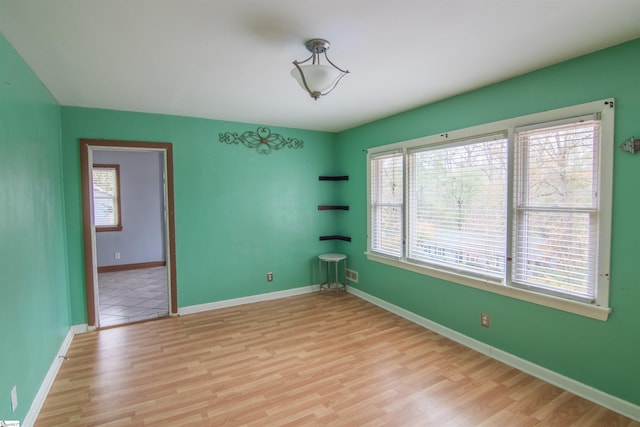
left=366, top=99, right=614, bottom=321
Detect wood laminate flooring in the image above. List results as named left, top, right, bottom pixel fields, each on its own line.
left=36, top=293, right=639, bottom=426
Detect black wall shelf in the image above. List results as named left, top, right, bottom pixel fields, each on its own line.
left=319, top=235, right=352, bottom=242
left=318, top=175, right=350, bottom=242
left=318, top=205, right=349, bottom=211
left=319, top=175, right=349, bottom=181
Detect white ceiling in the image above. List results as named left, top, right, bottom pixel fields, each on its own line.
left=1, top=1, right=639, bottom=132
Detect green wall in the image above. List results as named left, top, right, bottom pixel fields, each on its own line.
left=3, top=26, right=640, bottom=422
left=0, top=33, right=71, bottom=422
left=60, top=108, right=340, bottom=323
left=336, top=38, right=640, bottom=405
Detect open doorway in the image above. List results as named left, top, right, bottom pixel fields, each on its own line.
left=80, top=139, right=177, bottom=328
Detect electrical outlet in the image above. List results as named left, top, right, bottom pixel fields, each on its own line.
left=114, top=252, right=120, bottom=260
left=480, top=312, right=490, bottom=328
left=266, top=272, right=273, bottom=282
left=10, top=385, right=18, bottom=412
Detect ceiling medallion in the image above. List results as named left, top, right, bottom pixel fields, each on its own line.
left=219, top=127, right=304, bottom=155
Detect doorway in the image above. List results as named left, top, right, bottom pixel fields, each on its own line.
left=80, top=139, right=178, bottom=328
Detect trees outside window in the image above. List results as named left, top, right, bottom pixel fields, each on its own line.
left=367, top=100, right=613, bottom=318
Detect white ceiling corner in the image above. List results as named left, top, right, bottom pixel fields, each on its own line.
left=1, top=0, right=639, bottom=132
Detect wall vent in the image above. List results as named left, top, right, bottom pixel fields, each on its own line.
left=345, top=268, right=359, bottom=283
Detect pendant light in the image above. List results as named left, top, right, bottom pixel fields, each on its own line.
left=291, top=39, right=349, bottom=100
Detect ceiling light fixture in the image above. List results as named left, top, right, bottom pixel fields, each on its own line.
left=291, top=39, right=349, bottom=100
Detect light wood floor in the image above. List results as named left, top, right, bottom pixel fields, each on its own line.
left=36, top=293, right=638, bottom=426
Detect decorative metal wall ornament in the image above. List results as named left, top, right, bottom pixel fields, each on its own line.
left=219, top=127, right=304, bottom=155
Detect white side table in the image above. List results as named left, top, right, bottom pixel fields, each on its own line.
left=318, top=253, right=347, bottom=293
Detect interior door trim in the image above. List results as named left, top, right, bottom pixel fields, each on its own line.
left=80, top=139, right=178, bottom=327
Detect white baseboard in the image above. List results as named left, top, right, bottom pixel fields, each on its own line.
left=22, top=324, right=88, bottom=427
left=347, top=287, right=640, bottom=422
left=178, top=285, right=319, bottom=316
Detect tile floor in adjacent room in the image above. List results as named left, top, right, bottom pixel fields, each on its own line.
left=98, top=266, right=169, bottom=327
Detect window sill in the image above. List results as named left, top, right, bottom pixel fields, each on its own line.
left=365, top=252, right=611, bottom=321
left=96, top=225, right=123, bottom=232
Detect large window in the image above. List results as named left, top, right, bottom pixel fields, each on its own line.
left=408, top=133, right=508, bottom=280
left=92, top=164, right=122, bottom=232
left=367, top=100, right=613, bottom=320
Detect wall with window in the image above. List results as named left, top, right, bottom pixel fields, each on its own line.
left=368, top=102, right=614, bottom=319
left=0, top=33, right=71, bottom=423
left=336, top=38, right=640, bottom=406
left=93, top=150, right=166, bottom=267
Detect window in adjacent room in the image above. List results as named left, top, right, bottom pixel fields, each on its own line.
left=92, top=164, right=122, bottom=231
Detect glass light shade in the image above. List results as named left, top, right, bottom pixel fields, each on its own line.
left=290, top=64, right=344, bottom=94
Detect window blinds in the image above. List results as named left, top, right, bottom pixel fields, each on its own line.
left=513, top=119, right=600, bottom=301
left=93, top=167, right=119, bottom=227
left=370, top=152, right=404, bottom=257
left=407, top=133, right=508, bottom=278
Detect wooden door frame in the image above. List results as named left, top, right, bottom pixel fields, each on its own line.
left=80, top=139, right=178, bottom=327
